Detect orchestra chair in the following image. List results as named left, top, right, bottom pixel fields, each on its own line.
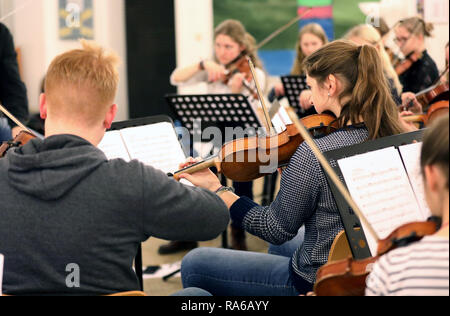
left=327, top=230, right=352, bottom=263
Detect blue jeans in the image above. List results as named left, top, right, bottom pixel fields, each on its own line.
left=268, top=226, right=305, bottom=258
left=171, top=287, right=212, bottom=296
left=181, top=248, right=301, bottom=296
left=0, top=118, right=12, bottom=142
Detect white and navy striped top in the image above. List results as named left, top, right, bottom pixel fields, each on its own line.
left=366, top=236, right=449, bottom=296
left=230, top=125, right=370, bottom=289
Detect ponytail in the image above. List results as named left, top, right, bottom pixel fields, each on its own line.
left=398, top=17, right=434, bottom=38
left=304, top=40, right=405, bottom=140
left=353, top=45, right=404, bottom=139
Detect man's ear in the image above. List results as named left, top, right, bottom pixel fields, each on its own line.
left=104, top=104, right=118, bottom=130
left=424, top=165, right=438, bottom=194
left=39, top=93, right=47, bottom=119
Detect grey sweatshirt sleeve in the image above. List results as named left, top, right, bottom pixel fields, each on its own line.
left=139, top=162, right=230, bottom=241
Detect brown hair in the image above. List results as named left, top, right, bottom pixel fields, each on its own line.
left=345, top=24, right=403, bottom=95
left=214, top=19, right=263, bottom=69
left=291, top=23, right=328, bottom=76
left=397, top=17, right=434, bottom=38
left=304, top=40, right=405, bottom=140
left=45, top=40, right=119, bottom=126
left=421, top=114, right=449, bottom=188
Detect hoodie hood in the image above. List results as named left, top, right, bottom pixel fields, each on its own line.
left=7, top=134, right=107, bottom=201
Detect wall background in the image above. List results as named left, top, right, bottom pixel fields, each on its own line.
left=2, top=0, right=448, bottom=122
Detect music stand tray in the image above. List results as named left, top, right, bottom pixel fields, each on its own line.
left=165, top=94, right=263, bottom=142
left=323, top=129, right=425, bottom=260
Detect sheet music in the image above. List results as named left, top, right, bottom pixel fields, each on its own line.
left=399, top=143, right=432, bottom=219
left=118, top=122, right=187, bottom=174
left=98, top=130, right=131, bottom=162
left=338, top=147, right=427, bottom=255
left=99, top=122, right=187, bottom=175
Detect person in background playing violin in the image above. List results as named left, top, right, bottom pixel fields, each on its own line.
left=0, top=23, right=29, bottom=142
left=366, top=114, right=449, bottom=296
left=178, top=40, right=406, bottom=296
left=395, top=17, right=439, bottom=109
left=168, top=20, right=266, bottom=253
left=269, top=23, right=328, bottom=116
left=0, top=40, right=229, bottom=296
left=345, top=24, right=403, bottom=105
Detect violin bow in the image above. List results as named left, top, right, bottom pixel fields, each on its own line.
left=256, top=8, right=313, bottom=50
left=0, top=103, right=33, bottom=134
left=248, top=58, right=275, bottom=136
left=286, top=109, right=380, bottom=242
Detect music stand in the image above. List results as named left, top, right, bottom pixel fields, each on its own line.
left=323, top=129, right=425, bottom=260
left=281, top=75, right=316, bottom=118
left=165, top=94, right=263, bottom=142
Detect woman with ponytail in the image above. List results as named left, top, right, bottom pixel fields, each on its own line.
left=178, top=40, right=406, bottom=296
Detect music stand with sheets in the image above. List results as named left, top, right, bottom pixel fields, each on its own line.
left=323, top=129, right=426, bottom=260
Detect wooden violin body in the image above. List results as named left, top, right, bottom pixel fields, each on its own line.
left=173, top=113, right=338, bottom=182
left=402, top=100, right=449, bottom=127
left=394, top=51, right=422, bottom=76
left=0, top=130, right=36, bottom=158
left=314, top=221, right=438, bottom=296
left=416, top=82, right=449, bottom=109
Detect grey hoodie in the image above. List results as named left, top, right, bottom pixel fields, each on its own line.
left=0, top=134, right=229, bottom=295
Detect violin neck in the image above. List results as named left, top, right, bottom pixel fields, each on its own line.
left=172, top=156, right=218, bottom=180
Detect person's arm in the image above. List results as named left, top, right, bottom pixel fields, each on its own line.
left=140, top=162, right=230, bottom=242
left=171, top=60, right=226, bottom=85
left=0, top=24, right=29, bottom=130
left=180, top=143, right=321, bottom=246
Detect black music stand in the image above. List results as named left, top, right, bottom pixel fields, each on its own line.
left=281, top=75, right=316, bottom=118
left=165, top=93, right=263, bottom=141
left=323, top=129, right=425, bottom=260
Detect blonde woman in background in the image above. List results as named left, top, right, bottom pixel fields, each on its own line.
left=345, top=24, right=403, bottom=105
left=270, top=23, right=328, bottom=117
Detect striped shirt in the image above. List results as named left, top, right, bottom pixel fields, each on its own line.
left=230, top=125, right=369, bottom=288
left=366, top=236, right=449, bottom=296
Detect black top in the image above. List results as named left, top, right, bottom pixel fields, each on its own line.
left=399, top=50, right=439, bottom=94
left=0, top=23, right=29, bottom=127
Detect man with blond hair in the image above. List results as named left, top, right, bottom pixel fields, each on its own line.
left=0, top=41, right=229, bottom=296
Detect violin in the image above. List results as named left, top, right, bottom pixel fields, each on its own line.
left=314, top=220, right=438, bottom=296
left=0, top=103, right=37, bottom=158
left=223, top=53, right=259, bottom=99
left=394, top=51, right=422, bottom=76
left=416, top=81, right=449, bottom=109
left=0, top=130, right=36, bottom=158
left=402, top=100, right=449, bottom=127
left=171, top=58, right=338, bottom=182
left=172, top=112, right=337, bottom=182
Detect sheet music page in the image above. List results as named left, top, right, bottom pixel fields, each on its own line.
left=98, top=130, right=131, bottom=162
left=119, top=122, right=186, bottom=174
left=338, top=147, right=426, bottom=255
left=399, top=143, right=432, bottom=219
